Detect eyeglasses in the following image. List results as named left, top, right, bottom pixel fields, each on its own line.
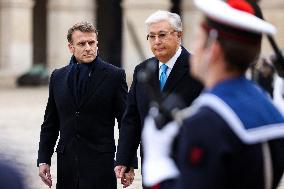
left=146, top=31, right=177, bottom=41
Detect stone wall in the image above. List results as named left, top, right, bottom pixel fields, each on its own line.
left=0, top=0, right=283, bottom=80
left=47, top=0, right=95, bottom=71
left=0, top=0, right=33, bottom=76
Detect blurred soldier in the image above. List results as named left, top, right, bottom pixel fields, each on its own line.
left=142, top=0, right=284, bottom=188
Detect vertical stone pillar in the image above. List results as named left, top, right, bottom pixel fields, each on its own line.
left=259, top=0, right=284, bottom=56
left=182, top=0, right=201, bottom=52
left=122, top=0, right=170, bottom=83
left=47, top=0, right=95, bottom=71
left=0, top=0, right=34, bottom=76
left=96, top=0, right=123, bottom=68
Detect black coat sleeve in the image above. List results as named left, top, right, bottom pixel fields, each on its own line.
left=114, top=69, right=139, bottom=168
left=116, top=66, right=141, bottom=168
left=37, top=70, right=60, bottom=166
left=114, top=69, right=128, bottom=130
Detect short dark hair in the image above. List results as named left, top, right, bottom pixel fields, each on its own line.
left=67, top=21, right=98, bottom=43
left=218, top=36, right=261, bottom=72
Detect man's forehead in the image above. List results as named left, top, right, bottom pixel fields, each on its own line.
left=148, top=20, right=172, bottom=31
left=148, top=26, right=173, bottom=34
left=73, top=30, right=96, bottom=35
left=72, top=31, right=97, bottom=39
left=71, top=32, right=97, bottom=44
left=148, top=29, right=171, bottom=34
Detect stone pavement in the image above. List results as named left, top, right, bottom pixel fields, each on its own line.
left=0, top=86, right=283, bottom=189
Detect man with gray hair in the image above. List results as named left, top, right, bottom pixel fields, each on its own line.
left=115, top=10, right=203, bottom=187
left=37, top=21, right=130, bottom=189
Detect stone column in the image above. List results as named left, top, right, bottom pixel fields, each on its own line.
left=47, top=0, right=95, bottom=71
left=259, top=0, right=284, bottom=56
left=122, top=0, right=170, bottom=83
left=0, top=0, right=34, bottom=76
left=182, top=0, right=201, bottom=52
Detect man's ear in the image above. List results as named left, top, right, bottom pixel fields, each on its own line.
left=211, top=41, right=223, bottom=63
left=68, top=43, right=74, bottom=53
left=201, top=40, right=216, bottom=68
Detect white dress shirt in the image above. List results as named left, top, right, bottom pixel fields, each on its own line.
left=159, top=46, right=182, bottom=78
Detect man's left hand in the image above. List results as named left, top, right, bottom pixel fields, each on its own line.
left=121, top=167, right=135, bottom=188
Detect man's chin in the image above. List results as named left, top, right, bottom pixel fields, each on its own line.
left=154, top=54, right=169, bottom=63
left=154, top=52, right=164, bottom=58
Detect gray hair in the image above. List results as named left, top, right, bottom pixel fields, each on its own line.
left=145, top=10, right=183, bottom=32
left=67, top=21, right=98, bottom=43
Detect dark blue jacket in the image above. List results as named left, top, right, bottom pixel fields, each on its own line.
left=156, top=77, right=284, bottom=189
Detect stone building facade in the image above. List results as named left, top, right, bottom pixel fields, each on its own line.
left=0, top=0, right=283, bottom=83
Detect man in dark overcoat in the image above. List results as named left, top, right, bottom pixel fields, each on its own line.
left=37, top=21, right=130, bottom=189
left=114, top=10, right=203, bottom=185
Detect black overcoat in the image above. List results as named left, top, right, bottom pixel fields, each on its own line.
left=116, top=47, right=203, bottom=167
left=37, top=57, right=127, bottom=189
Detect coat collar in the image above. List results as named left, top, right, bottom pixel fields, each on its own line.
left=80, top=57, right=108, bottom=107
left=161, top=46, right=190, bottom=98
left=66, top=56, right=108, bottom=107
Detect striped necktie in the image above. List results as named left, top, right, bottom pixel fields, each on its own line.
left=160, top=64, right=168, bottom=90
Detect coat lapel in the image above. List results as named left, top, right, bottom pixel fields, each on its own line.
left=151, top=59, right=160, bottom=92
left=79, top=58, right=108, bottom=107
left=66, top=64, right=78, bottom=106
left=162, top=47, right=190, bottom=98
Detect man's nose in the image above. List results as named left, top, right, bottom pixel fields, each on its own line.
left=85, top=43, right=91, bottom=50
left=153, top=36, right=162, bottom=44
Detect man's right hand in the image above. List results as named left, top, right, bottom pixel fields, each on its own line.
left=115, top=165, right=135, bottom=188
left=121, top=167, right=135, bottom=188
left=39, top=164, right=52, bottom=188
